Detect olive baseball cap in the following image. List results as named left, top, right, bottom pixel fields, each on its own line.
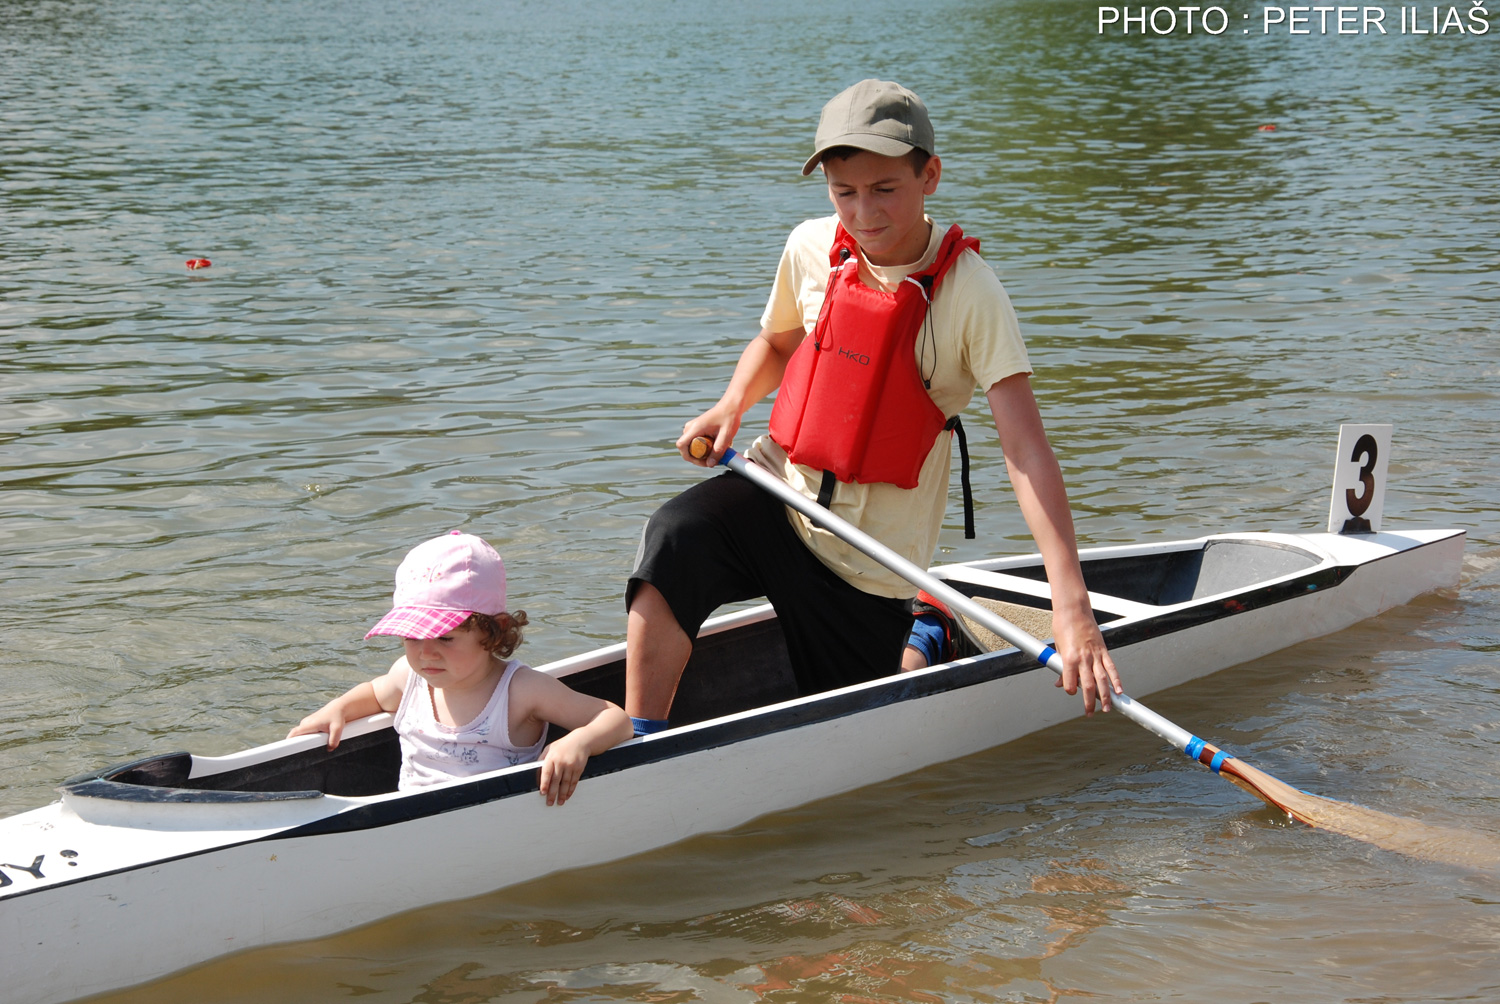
left=801, top=79, right=936, bottom=176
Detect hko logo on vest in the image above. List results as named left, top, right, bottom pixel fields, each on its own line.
left=837, top=346, right=871, bottom=366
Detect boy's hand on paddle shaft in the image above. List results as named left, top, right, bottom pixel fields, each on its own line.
left=1051, top=606, right=1123, bottom=716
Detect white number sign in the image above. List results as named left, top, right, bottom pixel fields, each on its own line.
left=1327, top=424, right=1391, bottom=534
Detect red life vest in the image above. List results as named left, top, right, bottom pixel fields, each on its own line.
left=769, top=223, right=979, bottom=491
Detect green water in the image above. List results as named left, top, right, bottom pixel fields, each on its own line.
left=3, top=1, right=1498, bottom=1001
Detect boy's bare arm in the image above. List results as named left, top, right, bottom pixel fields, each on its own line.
left=288, top=661, right=407, bottom=749
left=511, top=668, right=632, bottom=806
left=677, top=326, right=804, bottom=464
left=986, top=373, right=1122, bottom=715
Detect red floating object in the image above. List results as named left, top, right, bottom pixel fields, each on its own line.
left=185, top=258, right=212, bottom=270
left=1257, top=124, right=1277, bottom=132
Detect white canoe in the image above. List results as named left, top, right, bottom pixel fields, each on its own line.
left=0, top=526, right=1464, bottom=1004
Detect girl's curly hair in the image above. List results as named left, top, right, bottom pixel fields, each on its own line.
left=460, top=610, right=528, bottom=657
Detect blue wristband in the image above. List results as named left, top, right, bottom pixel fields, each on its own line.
left=631, top=717, right=671, bottom=737
left=906, top=614, right=947, bottom=667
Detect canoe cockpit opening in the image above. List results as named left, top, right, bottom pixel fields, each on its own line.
left=65, top=728, right=402, bottom=802
left=65, top=538, right=1321, bottom=804
left=999, top=539, right=1322, bottom=606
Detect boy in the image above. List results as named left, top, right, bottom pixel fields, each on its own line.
left=625, top=79, right=1120, bottom=734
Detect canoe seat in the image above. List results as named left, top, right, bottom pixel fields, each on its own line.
left=938, top=566, right=1159, bottom=620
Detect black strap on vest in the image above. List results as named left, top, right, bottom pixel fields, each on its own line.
left=816, top=469, right=837, bottom=509
left=946, top=415, right=975, bottom=539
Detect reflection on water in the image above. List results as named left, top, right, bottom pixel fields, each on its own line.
left=2, top=0, right=1498, bottom=1001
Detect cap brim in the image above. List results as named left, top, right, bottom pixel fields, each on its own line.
left=801, top=133, right=921, bottom=175
left=365, top=607, right=473, bottom=640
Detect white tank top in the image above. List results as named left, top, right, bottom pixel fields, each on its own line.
left=392, top=659, right=546, bottom=790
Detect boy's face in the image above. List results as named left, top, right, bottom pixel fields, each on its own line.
left=823, top=150, right=941, bottom=267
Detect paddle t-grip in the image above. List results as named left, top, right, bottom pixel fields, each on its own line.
left=689, top=436, right=713, bottom=460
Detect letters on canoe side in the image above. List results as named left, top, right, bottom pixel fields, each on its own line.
left=0, top=850, right=79, bottom=887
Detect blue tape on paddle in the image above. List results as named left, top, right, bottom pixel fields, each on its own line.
left=1184, top=736, right=1205, bottom=760
left=1037, top=645, right=1056, bottom=667
left=1209, top=751, right=1233, bottom=773
left=722, top=447, right=738, bottom=463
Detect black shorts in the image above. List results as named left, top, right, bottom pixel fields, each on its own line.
left=627, top=470, right=913, bottom=696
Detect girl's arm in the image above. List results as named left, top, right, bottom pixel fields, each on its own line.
left=509, top=667, right=633, bottom=806
left=986, top=373, right=1122, bottom=715
left=288, top=659, right=410, bottom=749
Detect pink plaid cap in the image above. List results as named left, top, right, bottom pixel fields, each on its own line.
left=365, top=531, right=507, bottom=640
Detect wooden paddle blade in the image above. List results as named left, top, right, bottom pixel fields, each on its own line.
left=1219, top=756, right=1500, bottom=871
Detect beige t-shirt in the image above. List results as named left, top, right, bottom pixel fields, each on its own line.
left=748, top=215, right=1031, bottom=598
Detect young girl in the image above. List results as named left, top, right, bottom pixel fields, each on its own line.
left=289, top=530, right=632, bottom=806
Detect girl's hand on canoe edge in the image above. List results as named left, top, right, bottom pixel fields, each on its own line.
left=288, top=706, right=349, bottom=750
left=538, top=733, right=592, bottom=807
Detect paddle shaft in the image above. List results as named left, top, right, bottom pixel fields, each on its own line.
left=698, top=441, right=1197, bottom=752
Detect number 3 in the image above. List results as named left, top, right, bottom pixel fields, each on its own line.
left=1345, top=433, right=1378, bottom=519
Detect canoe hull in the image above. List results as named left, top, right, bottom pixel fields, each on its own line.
left=0, top=528, right=1465, bottom=1004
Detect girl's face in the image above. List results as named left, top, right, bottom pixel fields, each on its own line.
left=402, top=625, right=496, bottom=692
